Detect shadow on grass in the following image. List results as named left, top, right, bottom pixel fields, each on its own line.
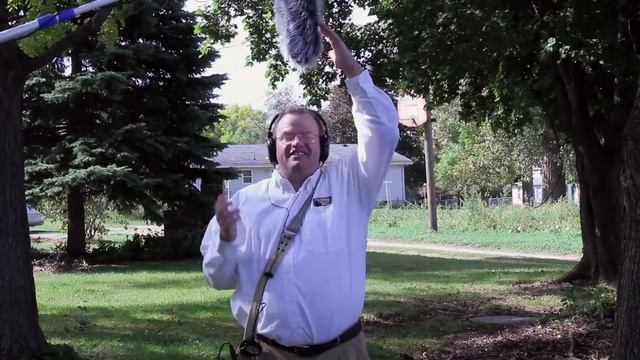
left=37, top=252, right=576, bottom=359
left=40, top=299, right=240, bottom=360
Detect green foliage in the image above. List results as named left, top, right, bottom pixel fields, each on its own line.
left=432, top=101, right=544, bottom=196
left=560, top=285, right=617, bottom=321
left=208, top=104, right=267, bottom=144
left=23, top=0, right=233, bottom=233
left=195, top=0, right=354, bottom=106
left=371, top=199, right=580, bottom=235
left=88, top=231, right=202, bottom=263
left=320, top=85, right=357, bottom=143
left=37, top=195, right=120, bottom=242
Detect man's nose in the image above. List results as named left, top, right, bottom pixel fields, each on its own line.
left=290, top=135, right=305, bottom=145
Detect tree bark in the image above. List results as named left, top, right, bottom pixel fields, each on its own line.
left=556, top=61, right=623, bottom=283
left=66, top=186, right=86, bottom=260
left=0, top=45, right=46, bottom=357
left=542, top=125, right=565, bottom=201
left=612, top=85, right=640, bottom=360
left=64, top=49, right=88, bottom=261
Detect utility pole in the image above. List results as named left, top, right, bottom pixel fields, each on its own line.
left=423, top=105, right=438, bottom=231
left=397, top=95, right=438, bottom=231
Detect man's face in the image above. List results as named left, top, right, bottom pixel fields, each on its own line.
left=274, top=112, right=322, bottom=180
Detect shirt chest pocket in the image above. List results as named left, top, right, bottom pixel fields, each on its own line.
left=298, top=203, right=346, bottom=253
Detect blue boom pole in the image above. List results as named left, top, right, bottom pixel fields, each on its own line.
left=0, top=0, right=118, bottom=45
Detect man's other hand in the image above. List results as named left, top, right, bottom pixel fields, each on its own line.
left=215, top=195, right=240, bottom=242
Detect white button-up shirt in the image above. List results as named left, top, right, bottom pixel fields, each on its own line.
left=200, top=70, right=399, bottom=346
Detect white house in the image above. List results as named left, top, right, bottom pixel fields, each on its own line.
left=512, top=166, right=579, bottom=205
left=211, top=144, right=413, bottom=204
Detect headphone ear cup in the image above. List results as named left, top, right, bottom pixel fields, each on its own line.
left=267, top=138, right=277, bottom=165
left=320, top=135, right=329, bottom=163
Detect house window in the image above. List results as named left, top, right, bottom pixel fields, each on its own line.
left=242, top=170, right=253, bottom=184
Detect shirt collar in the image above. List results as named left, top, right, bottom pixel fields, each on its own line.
left=270, top=167, right=323, bottom=194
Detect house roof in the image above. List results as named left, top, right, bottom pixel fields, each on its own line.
left=211, top=144, right=413, bottom=168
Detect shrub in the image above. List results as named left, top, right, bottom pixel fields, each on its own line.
left=37, top=195, right=126, bottom=242
left=87, top=230, right=202, bottom=263
left=560, top=285, right=617, bottom=320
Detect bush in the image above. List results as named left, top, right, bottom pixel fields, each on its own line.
left=37, top=195, right=126, bottom=243
left=87, top=230, right=202, bottom=263
left=440, top=196, right=579, bottom=233
left=560, top=285, right=617, bottom=320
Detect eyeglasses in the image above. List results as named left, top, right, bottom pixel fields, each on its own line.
left=276, top=133, right=320, bottom=144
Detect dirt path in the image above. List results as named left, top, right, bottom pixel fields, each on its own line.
left=367, top=239, right=581, bottom=261
left=31, top=226, right=580, bottom=262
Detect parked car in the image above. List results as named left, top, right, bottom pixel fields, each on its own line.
left=27, top=205, right=44, bottom=227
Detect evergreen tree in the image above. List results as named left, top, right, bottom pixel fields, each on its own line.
left=24, top=0, right=231, bottom=259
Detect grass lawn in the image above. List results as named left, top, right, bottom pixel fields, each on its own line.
left=36, top=253, right=575, bottom=359
left=369, top=207, right=582, bottom=254
left=31, top=207, right=582, bottom=255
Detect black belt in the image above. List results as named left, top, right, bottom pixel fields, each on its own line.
left=256, top=320, right=362, bottom=357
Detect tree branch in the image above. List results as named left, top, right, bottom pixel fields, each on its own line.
left=26, top=7, right=112, bottom=72
left=1, top=0, right=10, bottom=30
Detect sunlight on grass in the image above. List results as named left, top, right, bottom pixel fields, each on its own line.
left=369, top=207, right=582, bottom=254
left=36, top=252, right=575, bottom=359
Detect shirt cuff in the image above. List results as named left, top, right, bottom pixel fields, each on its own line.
left=216, top=239, right=238, bottom=259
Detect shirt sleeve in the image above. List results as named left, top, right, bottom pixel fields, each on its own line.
left=200, top=195, right=243, bottom=290
left=345, top=70, right=400, bottom=209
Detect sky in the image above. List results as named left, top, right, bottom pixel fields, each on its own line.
left=185, top=0, right=374, bottom=110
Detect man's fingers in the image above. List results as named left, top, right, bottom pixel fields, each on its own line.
left=319, top=23, right=335, bottom=42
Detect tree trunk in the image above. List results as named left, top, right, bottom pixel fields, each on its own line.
left=612, top=89, right=640, bottom=360
left=542, top=126, right=565, bottom=201
left=559, top=139, right=621, bottom=283
left=66, top=186, right=86, bottom=260
left=559, top=151, right=597, bottom=283
left=555, top=61, right=623, bottom=283
left=64, top=50, right=87, bottom=261
left=0, top=47, right=46, bottom=357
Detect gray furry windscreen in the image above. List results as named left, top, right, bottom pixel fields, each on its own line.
left=273, top=0, right=324, bottom=71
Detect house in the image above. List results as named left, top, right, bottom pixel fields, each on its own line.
left=512, top=167, right=579, bottom=205
left=212, top=144, right=413, bottom=204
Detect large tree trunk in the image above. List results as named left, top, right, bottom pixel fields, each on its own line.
left=612, top=87, right=640, bottom=360
left=558, top=149, right=597, bottom=283
left=542, top=125, right=565, bottom=201
left=66, top=186, right=86, bottom=260
left=0, top=46, right=46, bottom=358
left=555, top=62, right=623, bottom=283
left=560, top=134, right=622, bottom=283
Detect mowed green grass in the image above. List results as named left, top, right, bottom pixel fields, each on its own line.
left=36, top=253, right=575, bottom=359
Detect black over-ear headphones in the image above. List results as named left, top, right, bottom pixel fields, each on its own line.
left=266, top=109, right=330, bottom=165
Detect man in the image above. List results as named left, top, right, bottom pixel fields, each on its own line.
left=201, top=25, right=399, bottom=359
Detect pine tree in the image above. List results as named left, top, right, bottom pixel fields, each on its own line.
left=24, top=0, right=231, bottom=259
